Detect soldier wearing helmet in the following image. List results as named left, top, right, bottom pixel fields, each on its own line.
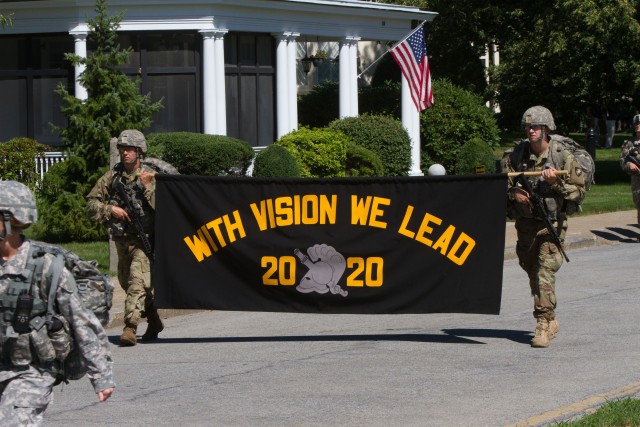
left=87, top=130, right=163, bottom=346
left=619, top=113, right=640, bottom=226
left=0, top=181, right=114, bottom=424
left=502, top=106, right=586, bottom=348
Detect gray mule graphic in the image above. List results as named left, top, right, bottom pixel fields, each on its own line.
left=293, top=244, right=347, bottom=297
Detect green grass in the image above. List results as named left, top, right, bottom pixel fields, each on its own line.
left=59, top=241, right=111, bottom=273
left=552, top=397, right=640, bottom=426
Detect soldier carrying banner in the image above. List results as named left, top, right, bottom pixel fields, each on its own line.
left=501, top=106, right=586, bottom=348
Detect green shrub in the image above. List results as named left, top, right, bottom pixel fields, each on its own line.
left=252, top=144, right=301, bottom=177
left=454, top=137, right=498, bottom=175
left=30, top=158, right=106, bottom=243
left=329, top=114, right=411, bottom=176
left=359, top=81, right=401, bottom=118
left=421, top=79, right=500, bottom=174
left=345, top=141, right=384, bottom=177
left=297, top=81, right=340, bottom=129
left=0, top=137, right=50, bottom=191
left=275, top=127, right=348, bottom=178
left=147, top=132, right=254, bottom=176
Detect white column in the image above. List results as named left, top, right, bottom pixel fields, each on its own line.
left=214, top=30, right=228, bottom=135
left=339, top=37, right=360, bottom=118
left=200, top=31, right=216, bottom=134
left=200, top=29, right=228, bottom=135
left=287, top=33, right=300, bottom=133
left=69, top=29, right=88, bottom=100
left=402, top=75, right=423, bottom=176
left=275, top=33, right=290, bottom=139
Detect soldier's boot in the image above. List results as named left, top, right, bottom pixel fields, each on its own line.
left=548, top=319, right=560, bottom=341
left=119, top=322, right=137, bottom=347
left=531, top=318, right=551, bottom=348
left=141, top=310, right=164, bottom=341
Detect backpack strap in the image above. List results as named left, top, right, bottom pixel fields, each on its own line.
left=45, top=253, right=65, bottom=328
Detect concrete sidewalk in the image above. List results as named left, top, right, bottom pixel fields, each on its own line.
left=107, top=210, right=640, bottom=329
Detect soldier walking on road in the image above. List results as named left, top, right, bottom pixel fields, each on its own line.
left=501, top=106, right=586, bottom=348
left=619, top=114, right=640, bottom=226
left=0, top=181, right=114, bottom=425
left=87, top=130, right=163, bottom=346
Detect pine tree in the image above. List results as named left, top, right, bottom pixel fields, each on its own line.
left=34, top=0, right=163, bottom=242
left=54, top=0, right=162, bottom=180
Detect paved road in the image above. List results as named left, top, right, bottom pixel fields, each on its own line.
left=47, top=242, right=640, bottom=427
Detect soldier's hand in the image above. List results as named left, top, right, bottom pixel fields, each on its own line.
left=98, top=387, right=114, bottom=402
left=513, top=187, right=531, bottom=206
left=541, top=167, right=558, bottom=184
left=111, top=205, right=130, bottom=222
left=630, top=162, right=640, bottom=174
left=139, top=172, right=156, bottom=188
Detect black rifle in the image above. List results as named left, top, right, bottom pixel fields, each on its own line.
left=516, top=172, right=570, bottom=262
left=625, top=150, right=640, bottom=169
left=114, top=176, right=154, bottom=264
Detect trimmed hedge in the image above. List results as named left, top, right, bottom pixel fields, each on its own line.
left=147, top=132, right=254, bottom=176
left=329, top=114, right=411, bottom=176
left=454, top=137, right=498, bottom=174
left=345, top=141, right=384, bottom=177
left=252, top=144, right=301, bottom=178
left=275, top=127, right=348, bottom=178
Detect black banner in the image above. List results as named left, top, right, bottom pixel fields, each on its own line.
left=154, top=175, right=507, bottom=314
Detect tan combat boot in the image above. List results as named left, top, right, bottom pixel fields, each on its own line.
left=119, top=322, right=137, bottom=347
left=548, top=319, right=560, bottom=341
left=141, top=309, right=164, bottom=341
left=531, top=318, right=550, bottom=348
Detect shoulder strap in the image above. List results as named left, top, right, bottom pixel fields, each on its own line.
left=45, top=253, right=65, bottom=327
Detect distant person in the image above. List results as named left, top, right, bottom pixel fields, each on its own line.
left=603, top=104, right=617, bottom=149
left=619, top=114, right=640, bottom=225
left=0, top=181, right=114, bottom=425
left=87, top=130, right=163, bottom=346
left=501, top=106, right=586, bottom=348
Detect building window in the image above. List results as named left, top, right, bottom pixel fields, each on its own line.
left=0, top=34, right=72, bottom=146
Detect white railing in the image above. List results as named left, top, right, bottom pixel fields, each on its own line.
left=35, top=152, right=67, bottom=182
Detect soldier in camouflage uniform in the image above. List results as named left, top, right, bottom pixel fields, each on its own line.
left=619, top=114, right=640, bottom=225
left=87, top=130, right=163, bottom=347
left=0, top=181, right=115, bottom=426
left=502, top=106, right=586, bottom=348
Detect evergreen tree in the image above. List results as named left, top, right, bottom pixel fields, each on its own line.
left=34, top=0, right=163, bottom=242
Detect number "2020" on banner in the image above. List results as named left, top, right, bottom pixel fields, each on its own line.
left=261, top=256, right=384, bottom=287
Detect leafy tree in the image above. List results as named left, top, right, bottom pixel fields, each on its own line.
left=0, top=13, right=12, bottom=28
left=35, top=0, right=163, bottom=242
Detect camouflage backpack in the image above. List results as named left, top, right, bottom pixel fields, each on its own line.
left=31, top=241, right=114, bottom=380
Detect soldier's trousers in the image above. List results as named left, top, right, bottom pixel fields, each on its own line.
left=515, top=218, right=566, bottom=321
left=0, top=368, right=56, bottom=426
left=115, top=237, right=153, bottom=325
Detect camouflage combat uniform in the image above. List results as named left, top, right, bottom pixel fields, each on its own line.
left=86, top=162, right=156, bottom=328
left=619, top=137, right=640, bottom=224
left=502, top=138, right=585, bottom=322
left=0, top=240, right=115, bottom=426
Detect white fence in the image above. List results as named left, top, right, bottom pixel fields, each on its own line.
left=35, top=152, right=67, bottom=182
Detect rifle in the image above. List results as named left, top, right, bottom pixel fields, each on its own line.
left=114, top=176, right=155, bottom=264
left=510, top=170, right=570, bottom=263
left=625, top=150, right=640, bottom=170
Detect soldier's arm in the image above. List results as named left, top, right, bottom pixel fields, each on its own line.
left=86, top=171, right=115, bottom=223
left=54, top=266, right=116, bottom=396
left=619, top=141, right=639, bottom=174
left=549, top=152, right=585, bottom=202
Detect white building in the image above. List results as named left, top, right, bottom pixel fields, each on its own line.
left=0, top=0, right=435, bottom=175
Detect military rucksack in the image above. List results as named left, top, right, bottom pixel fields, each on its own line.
left=30, top=242, right=114, bottom=380
left=548, top=134, right=595, bottom=191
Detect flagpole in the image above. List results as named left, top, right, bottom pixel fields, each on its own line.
left=357, top=21, right=427, bottom=79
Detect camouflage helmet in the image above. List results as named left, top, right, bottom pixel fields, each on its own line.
left=0, top=181, right=37, bottom=226
left=521, top=106, right=556, bottom=131
left=116, top=129, right=147, bottom=153
left=633, top=114, right=640, bottom=125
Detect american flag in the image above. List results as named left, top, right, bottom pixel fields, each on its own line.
left=390, top=25, right=433, bottom=111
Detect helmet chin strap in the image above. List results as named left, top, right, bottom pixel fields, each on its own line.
left=0, top=211, right=12, bottom=242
